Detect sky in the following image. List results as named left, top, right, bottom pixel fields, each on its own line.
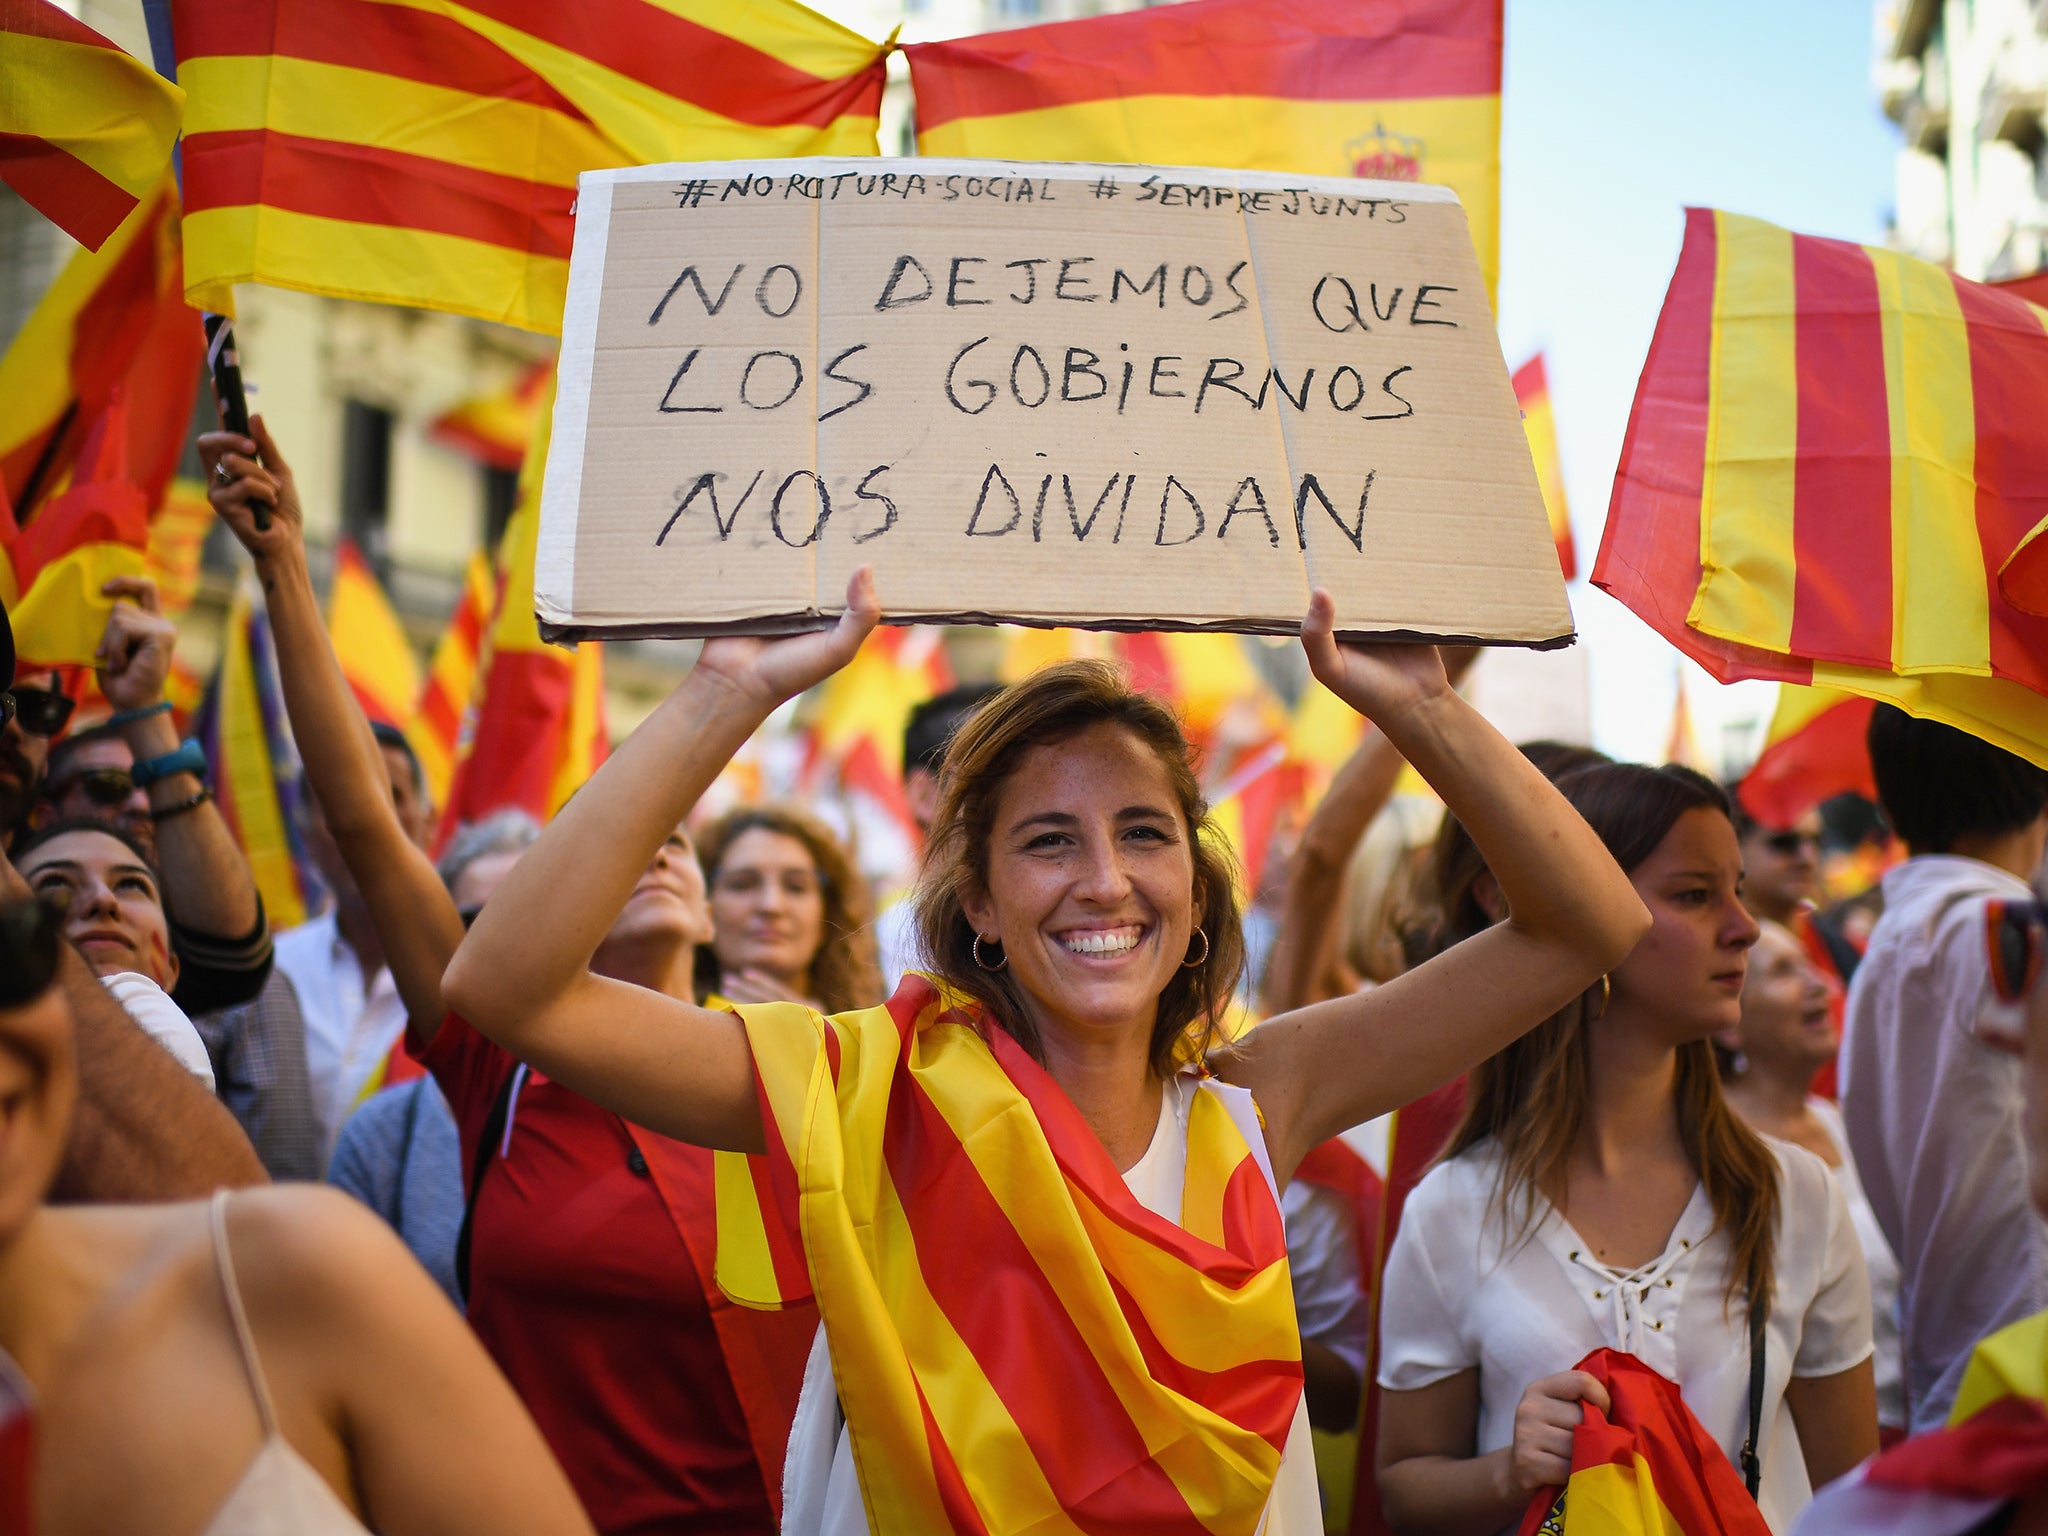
left=1492, top=0, right=1901, bottom=764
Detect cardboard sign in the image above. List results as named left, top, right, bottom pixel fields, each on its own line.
left=540, top=157, right=1571, bottom=646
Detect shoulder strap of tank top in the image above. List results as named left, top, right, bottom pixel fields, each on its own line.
left=209, top=1189, right=281, bottom=1437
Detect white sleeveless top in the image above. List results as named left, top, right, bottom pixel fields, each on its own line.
left=781, top=1073, right=1322, bottom=1534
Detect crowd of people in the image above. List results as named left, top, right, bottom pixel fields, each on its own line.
left=1, top=413, right=2044, bottom=1536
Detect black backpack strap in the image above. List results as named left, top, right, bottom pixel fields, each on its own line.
left=454, top=1066, right=522, bottom=1304
left=1740, top=1299, right=1767, bottom=1499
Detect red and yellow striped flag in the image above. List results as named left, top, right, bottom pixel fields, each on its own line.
left=409, top=548, right=495, bottom=807
left=0, top=0, right=184, bottom=250
left=0, top=401, right=148, bottom=669
left=173, top=0, right=887, bottom=333
left=1800, top=1311, right=2048, bottom=1524
left=328, top=539, right=421, bottom=729
left=430, top=358, right=552, bottom=470
left=1513, top=354, right=1575, bottom=580
left=0, top=177, right=202, bottom=524
left=439, top=371, right=607, bottom=838
left=1596, top=208, right=2048, bottom=767
left=196, top=585, right=320, bottom=929
left=806, top=624, right=952, bottom=837
left=1737, top=685, right=1876, bottom=830
left=1515, top=1350, right=1772, bottom=1536
left=714, top=975, right=1303, bottom=1535
left=905, top=0, right=1503, bottom=298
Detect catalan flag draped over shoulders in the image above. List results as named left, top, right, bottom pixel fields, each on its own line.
left=714, top=975, right=1303, bottom=1535
left=0, top=0, right=183, bottom=250
left=1516, top=1350, right=1770, bottom=1536
left=905, top=0, right=1504, bottom=298
left=1597, top=208, right=2048, bottom=766
left=173, top=0, right=886, bottom=332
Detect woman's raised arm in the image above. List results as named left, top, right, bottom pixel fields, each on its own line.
left=442, top=572, right=879, bottom=1153
left=1218, top=592, right=1650, bottom=1180
left=199, top=421, right=465, bottom=1050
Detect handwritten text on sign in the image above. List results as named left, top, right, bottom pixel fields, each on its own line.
left=541, top=158, right=1569, bottom=644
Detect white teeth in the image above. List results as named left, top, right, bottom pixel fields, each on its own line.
left=1062, top=928, right=1141, bottom=956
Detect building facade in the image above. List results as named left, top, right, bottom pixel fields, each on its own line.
left=1878, top=0, right=2048, bottom=278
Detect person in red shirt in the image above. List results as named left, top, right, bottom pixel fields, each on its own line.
left=202, top=421, right=815, bottom=1534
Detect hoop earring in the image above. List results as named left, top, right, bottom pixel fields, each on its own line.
left=1587, top=973, right=1612, bottom=1022
left=972, top=934, right=1008, bottom=972
left=1181, top=926, right=1210, bottom=970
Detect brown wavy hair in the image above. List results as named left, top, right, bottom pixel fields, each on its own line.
left=1444, top=762, right=1781, bottom=1316
left=910, top=659, right=1245, bottom=1077
left=694, top=803, right=882, bottom=1014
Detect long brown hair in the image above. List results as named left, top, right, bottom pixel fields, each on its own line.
left=695, top=804, right=882, bottom=1014
left=1444, top=762, right=1781, bottom=1315
left=910, top=659, right=1245, bottom=1077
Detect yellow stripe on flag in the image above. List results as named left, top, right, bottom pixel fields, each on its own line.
left=179, top=54, right=612, bottom=185
left=0, top=28, right=185, bottom=196
left=1812, top=661, right=2048, bottom=771
left=329, top=546, right=422, bottom=727
left=1693, top=211, right=1799, bottom=654
left=183, top=203, right=573, bottom=332
left=8, top=543, right=147, bottom=667
left=1948, top=1309, right=2048, bottom=1425
left=217, top=593, right=309, bottom=928
left=1863, top=249, right=1991, bottom=676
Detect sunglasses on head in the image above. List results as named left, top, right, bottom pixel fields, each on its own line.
left=1762, top=829, right=1819, bottom=855
left=6, top=685, right=74, bottom=738
left=49, top=767, right=138, bottom=809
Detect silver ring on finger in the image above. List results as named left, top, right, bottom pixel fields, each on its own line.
left=214, top=461, right=233, bottom=485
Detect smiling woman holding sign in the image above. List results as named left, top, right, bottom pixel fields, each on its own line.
left=444, top=572, right=1646, bottom=1534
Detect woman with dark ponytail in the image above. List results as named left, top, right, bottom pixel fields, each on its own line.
left=1376, top=764, right=1877, bottom=1535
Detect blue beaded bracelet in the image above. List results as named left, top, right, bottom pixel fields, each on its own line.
left=106, top=700, right=173, bottom=728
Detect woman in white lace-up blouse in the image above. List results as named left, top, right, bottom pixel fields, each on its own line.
left=1374, top=764, right=1877, bottom=1536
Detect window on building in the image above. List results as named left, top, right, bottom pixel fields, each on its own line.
left=340, top=399, right=395, bottom=570
left=994, top=0, right=1041, bottom=15
left=482, top=464, right=519, bottom=554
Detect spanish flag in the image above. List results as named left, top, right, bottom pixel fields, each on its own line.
left=0, top=177, right=202, bottom=524
left=196, top=584, right=321, bottom=930
left=173, top=0, right=886, bottom=333
left=805, top=624, right=952, bottom=840
left=0, top=401, right=148, bottom=669
left=1513, top=354, right=1576, bottom=580
left=715, top=976, right=1304, bottom=1535
left=409, top=548, right=495, bottom=808
left=327, top=539, right=421, bottom=730
left=1596, top=208, right=2048, bottom=768
left=1515, top=1350, right=1771, bottom=1536
left=0, top=0, right=183, bottom=251
left=1736, top=685, right=1876, bottom=830
left=1802, top=1311, right=2048, bottom=1526
left=905, top=0, right=1504, bottom=299
left=439, top=370, right=607, bottom=838
left=430, top=359, right=553, bottom=471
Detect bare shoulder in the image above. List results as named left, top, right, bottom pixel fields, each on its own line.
left=218, top=1184, right=430, bottom=1316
